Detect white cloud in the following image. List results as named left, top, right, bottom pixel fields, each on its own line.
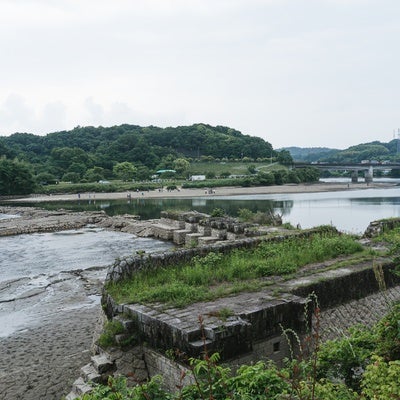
left=0, top=95, right=68, bottom=134
left=0, top=0, right=399, bottom=148
left=40, top=101, right=68, bottom=132
left=0, top=94, right=36, bottom=133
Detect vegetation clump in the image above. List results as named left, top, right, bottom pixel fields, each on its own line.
left=97, top=320, right=126, bottom=348
left=80, top=302, right=400, bottom=400
left=106, top=231, right=364, bottom=308
left=237, top=208, right=282, bottom=225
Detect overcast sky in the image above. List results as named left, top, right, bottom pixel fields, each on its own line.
left=1, top=0, right=399, bottom=149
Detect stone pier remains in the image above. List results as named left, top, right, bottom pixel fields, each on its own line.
left=65, top=215, right=400, bottom=399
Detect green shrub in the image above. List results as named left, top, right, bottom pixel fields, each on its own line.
left=237, top=208, right=253, bottom=222
left=228, top=361, right=290, bottom=399
left=97, top=320, right=125, bottom=348
left=81, top=375, right=171, bottom=400
left=210, top=208, right=225, bottom=217
left=374, top=302, right=400, bottom=360
left=317, top=325, right=376, bottom=390
left=361, top=356, right=400, bottom=400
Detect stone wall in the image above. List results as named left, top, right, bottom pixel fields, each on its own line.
left=96, top=218, right=400, bottom=395
left=144, top=348, right=194, bottom=393
left=291, top=261, right=400, bottom=309
left=82, top=221, right=400, bottom=397
left=105, top=226, right=337, bottom=283
left=320, top=285, right=400, bottom=341
left=364, top=217, right=400, bottom=238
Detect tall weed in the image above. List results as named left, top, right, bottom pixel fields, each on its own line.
left=107, top=232, right=364, bottom=307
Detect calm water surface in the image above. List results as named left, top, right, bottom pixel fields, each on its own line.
left=13, top=185, right=400, bottom=234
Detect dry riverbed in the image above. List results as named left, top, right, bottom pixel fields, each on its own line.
left=0, top=206, right=156, bottom=237
left=0, top=208, right=162, bottom=399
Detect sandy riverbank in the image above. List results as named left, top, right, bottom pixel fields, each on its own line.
left=10, top=181, right=396, bottom=203
left=0, top=306, right=103, bottom=400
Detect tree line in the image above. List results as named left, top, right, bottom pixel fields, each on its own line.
left=285, top=140, right=400, bottom=164
left=0, top=123, right=280, bottom=189
left=0, top=124, right=298, bottom=195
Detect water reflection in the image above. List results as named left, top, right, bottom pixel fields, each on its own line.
left=10, top=197, right=279, bottom=220
left=5, top=186, right=400, bottom=234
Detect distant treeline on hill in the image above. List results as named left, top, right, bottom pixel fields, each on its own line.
left=1, top=123, right=291, bottom=194
left=284, top=140, right=400, bottom=164
left=0, top=123, right=274, bottom=170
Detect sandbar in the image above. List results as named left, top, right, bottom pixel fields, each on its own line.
left=11, top=181, right=395, bottom=203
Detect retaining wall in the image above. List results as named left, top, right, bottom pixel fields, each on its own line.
left=105, top=226, right=337, bottom=283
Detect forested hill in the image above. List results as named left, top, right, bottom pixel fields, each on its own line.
left=0, top=123, right=273, bottom=170
left=284, top=140, right=400, bottom=163
left=281, top=146, right=338, bottom=162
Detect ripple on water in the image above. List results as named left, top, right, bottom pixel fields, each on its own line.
left=0, top=213, right=20, bottom=220
left=0, top=227, right=173, bottom=337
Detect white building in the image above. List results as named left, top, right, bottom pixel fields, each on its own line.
left=190, top=175, right=206, bottom=181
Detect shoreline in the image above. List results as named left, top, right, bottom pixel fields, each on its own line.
left=7, top=181, right=396, bottom=204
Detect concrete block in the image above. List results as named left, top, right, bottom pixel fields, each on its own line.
left=81, top=363, right=102, bottom=383
left=91, top=354, right=114, bottom=374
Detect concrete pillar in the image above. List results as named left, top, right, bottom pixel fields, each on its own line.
left=365, top=166, right=373, bottom=184
left=351, top=171, right=358, bottom=183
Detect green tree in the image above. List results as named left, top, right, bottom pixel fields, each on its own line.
left=61, top=172, right=80, bottom=183
left=247, top=164, right=257, bottom=174
left=113, top=162, right=137, bottom=181
left=157, top=154, right=176, bottom=170
left=67, top=162, right=87, bottom=177
left=35, top=172, right=58, bottom=185
left=277, top=149, right=293, bottom=165
left=0, top=157, right=35, bottom=195
left=84, top=167, right=105, bottom=182
left=173, top=158, right=190, bottom=175
left=134, top=165, right=151, bottom=181
left=51, top=147, right=91, bottom=170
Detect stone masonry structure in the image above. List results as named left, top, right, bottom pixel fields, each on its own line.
left=66, top=216, right=400, bottom=398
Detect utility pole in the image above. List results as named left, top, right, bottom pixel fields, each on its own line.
left=397, top=129, right=400, bottom=154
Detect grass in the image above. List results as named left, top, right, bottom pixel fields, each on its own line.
left=373, top=225, right=400, bottom=246
left=106, top=232, right=365, bottom=308
left=97, top=320, right=125, bottom=348
left=37, top=180, right=163, bottom=194
left=188, top=161, right=286, bottom=176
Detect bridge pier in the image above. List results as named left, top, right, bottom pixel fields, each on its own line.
left=365, top=166, right=373, bottom=183
left=351, top=171, right=358, bottom=183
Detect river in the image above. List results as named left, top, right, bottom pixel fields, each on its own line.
left=13, top=184, right=400, bottom=234
left=0, top=227, right=173, bottom=338
left=0, top=224, right=174, bottom=399
left=0, top=183, right=399, bottom=398
left=2, top=183, right=398, bottom=337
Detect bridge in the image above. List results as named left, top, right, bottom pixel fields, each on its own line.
left=292, top=162, right=400, bottom=183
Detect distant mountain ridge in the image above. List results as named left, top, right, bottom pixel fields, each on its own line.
left=282, top=140, right=400, bottom=163
left=279, top=146, right=338, bottom=162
